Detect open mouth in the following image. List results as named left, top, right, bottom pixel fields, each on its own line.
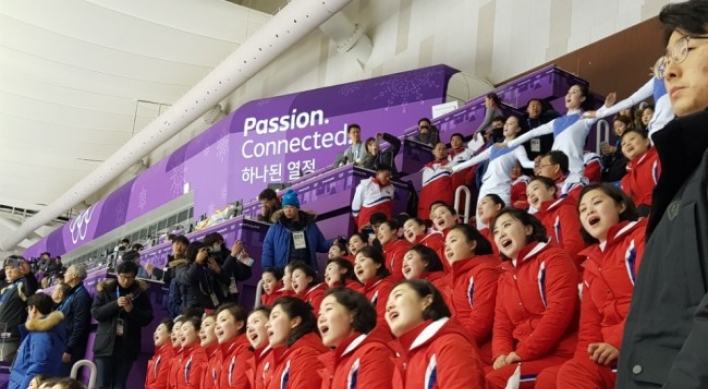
left=249, top=332, right=259, bottom=341
left=267, top=330, right=275, bottom=338
left=587, top=215, right=601, bottom=227
left=529, top=195, right=540, bottom=207
left=403, top=265, right=411, bottom=275
left=292, top=282, right=300, bottom=290
left=319, top=324, right=329, bottom=335
left=387, top=311, right=399, bottom=322
left=355, top=267, right=364, bottom=276
left=324, top=275, right=331, bottom=283
left=435, top=218, right=444, bottom=229
left=180, top=336, right=186, bottom=343
left=199, top=334, right=207, bottom=341
left=500, top=238, right=513, bottom=249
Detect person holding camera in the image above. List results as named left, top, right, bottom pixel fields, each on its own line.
left=92, top=261, right=154, bottom=389
left=176, top=241, right=231, bottom=314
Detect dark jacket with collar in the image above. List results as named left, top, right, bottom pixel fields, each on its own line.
left=176, top=258, right=231, bottom=310
left=91, top=278, right=153, bottom=360
left=58, top=281, right=92, bottom=358
left=0, top=277, right=33, bottom=340
left=8, top=311, right=66, bottom=389
left=617, top=111, right=708, bottom=389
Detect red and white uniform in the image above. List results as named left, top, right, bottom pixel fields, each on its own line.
left=352, top=177, right=395, bottom=230
left=478, top=226, right=500, bottom=257
left=247, top=346, right=280, bottom=389
left=419, top=159, right=454, bottom=220
left=218, top=335, right=254, bottom=389
left=486, top=241, right=579, bottom=389
left=511, top=175, right=531, bottom=209
left=261, top=286, right=291, bottom=307
left=146, top=343, right=174, bottom=389
left=168, top=348, right=184, bottom=389
left=583, top=152, right=603, bottom=183
left=330, top=279, right=363, bottom=293
left=201, top=343, right=221, bottom=389
left=536, top=198, right=587, bottom=272
left=414, top=231, right=449, bottom=273
left=382, top=239, right=413, bottom=281
left=318, top=332, right=395, bottom=389
left=556, top=173, right=587, bottom=204
left=267, top=333, right=329, bottom=389
left=448, top=255, right=501, bottom=364
left=549, top=219, right=647, bottom=389
left=621, top=147, right=660, bottom=208
left=176, top=345, right=208, bottom=389
left=296, top=283, right=327, bottom=314
left=363, top=277, right=395, bottom=338
left=392, top=318, right=487, bottom=389
left=420, top=271, right=450, bottom=303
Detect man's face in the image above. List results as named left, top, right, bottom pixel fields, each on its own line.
left=4, top=265, right=21, bottom=282
left=376, top=170, right=392, bottom=186
left=283, top=205, right=299, bottom=220
left=348, top=127, right=361, bottom=143
left=172, top=241, right=187, bottom=256
left=260, top=198, right=277, bottom=211
left=117, top=272, right=136, bottom=289
left=432, top=143, right=448, bottom=160
left=535, top=156, right=561, bottom=180
left=418, top=120, right=431, bottom=134
left=664, top=30, right=708, bottom=117
left=527, top=100, right=542, bottom=119
left=450, top=135, right=463, bottom=149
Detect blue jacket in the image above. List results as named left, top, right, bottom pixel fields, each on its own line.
left=9, top=311, right=66, bottom=389
left=57, top=282, right=92, bottom=359
left=261, top=210, right=333, bottom=272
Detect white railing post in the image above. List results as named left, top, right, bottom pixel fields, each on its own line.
left=454, top=185, right=472, bottom=224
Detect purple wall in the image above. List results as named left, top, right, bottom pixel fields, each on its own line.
left=25, top=65, right=458, bottom=259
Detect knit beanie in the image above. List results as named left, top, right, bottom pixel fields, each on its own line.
left=281, top=189, right=300, bottom=208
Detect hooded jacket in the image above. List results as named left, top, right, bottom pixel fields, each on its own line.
left=318, top=332, right=395, bottom=389
left=218, top=334, right=253, bottom=389
left=493, top=241, right=579, bottom=362
left=262, top=210, right=333, bottom=272
left=621, top=146, right=660, bottom=208
left=392, top=318, right=486, bottom=389
left=91, top=278, right=154, bottom=359
left=9, top=311, right=66, bottom=389
left=176, top=344, right=208, bottom=389
left=576, top=218, right=647, bottom=357
left=266, top=333, right=328, bottom=389
left=146, top=343, right=175, bottom=389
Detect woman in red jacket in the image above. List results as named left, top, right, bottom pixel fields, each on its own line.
left=385, top=279, right=487, bottom=388
left=619, top=129, right=660, bottom=216
left=168, top=317, right=185, bottom=389
left=317, top=288, right=395, bottom=389
left=354, top=246, right=395, bottom=331
left=445, top=224, right=502, bottom=364
left=401, top=245, right=449, bottom=299
left=537, top=184, right=646, bottom=389
left=431, top=204, right=460, bottom=272
left=527, top=176, right=587, bottom=270
left=486, top=208, right=579, bottom=389
left=215, top=303, right=253, bottom=389
left=323, top=258, right=362, bottom=292
left=176, top=317, right=208, bottom=389
left=245, top=306, right=274, bottom=389
left=378, top=219, right=413, bottom=281
left=265, top=297, right=328, bottom=389
left=199, top=313, right=220, bottom=389
left=347, top=233, right=370, bottom=263
left=261, top=267, right=287, bottom=307
left=476, top=194, right=505, bottom=255
left=146, top=319, right=174, bottom=389
left=290, top=261, right=327, bottom=313
left=402, top=217, right=446, bottom=256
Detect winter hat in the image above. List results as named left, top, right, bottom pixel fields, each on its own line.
left=281, top=189, right=300, bottom=208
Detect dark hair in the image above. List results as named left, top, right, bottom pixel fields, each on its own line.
left=660, top=1, right=708, bottom=44
left=203, top=232, right=224, bottom=247
left=172, top=235, right=190, bottom=246
left=369, top=212, right=388, bottom=227
left=407, top=245, right=445, bottom=272
left=486, top=92, right=502, bottom=107
left=448, top=224, right=494, bottom=256
left=482, top=193, right=506, bottom=208
left=185, top=241, right=207, bottom=264
left=620, top=128, right=650, bottom=141
left=51, top=377, right=86, bottom=389
left=56, top=283, right=71, bottom=298
left=529, top=176, right=558, bottom=197
left=272, top=297, right=318, bottom=347
left=121, top=238, right=130, bottom=244
left=158, top=318, right=174, bottom=332
left=380, top=219, right=401, bottom=232
left=642, top=104, right=655, bottom=112
left=449, top=133, right=464, bottom=142
left=349, top=232, right=369, bottom=245
left=613, top=114, right=634, bottom=129
left=491, top=208, right=548, bottom=259
left=375, top=163, right=392, bottom=173
left=181, top=316, right=202, bottom=333
left=574, top=84, right=596, bottom=111
left=578, top=184, right=639, bottom=244
left=326, top=258, right=357, bottom=287
left=258, top=188, right=278, bottom=201
left=216, top=303, right=248, bottom=335
left=491, top=116, right=505, bottom=124
left=356, top=246, right=391, bottom=278
left=405, top=217, right=426, bottom=228
left=116, top=260, right=138, bottom=276
left=392, top=279, right=450, bottom=321
left=330, top=241, right=348, bottom=255
left=27, top=293, right=54, bottom=315
left=506, top=113, right=528, bottom=134
left=543, top=150, right=570, bottom=175
left=288, top=261, right=320, bottom=288
left=262, top=267, right=284, bottom=281
left=347, top=124, right=361, bottom=134
left=249, top=305, right=272, bottom=319
left=131, top=243, right=144, bottom=252
left=418, top=118, right=431, bottom=126
left=181, top=306, right=204, bottom=319
left=323, top=288, right=377, bottom=333
left=428, top=200, right=449, bottom=212
left=364, top=137, right=377, bottom=148
left=437, top=204, right=458, bottom=217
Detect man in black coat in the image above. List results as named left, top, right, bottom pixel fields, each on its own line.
left=0, top=256, right=35, bottom=362
left=92, top=261, right=153, bottom=389
left=616, top=1, right=708, bottom=388
left=57, top=263, right=93, bottom=376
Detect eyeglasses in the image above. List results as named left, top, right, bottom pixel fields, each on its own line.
left=665, top=35, right=708, bottom=64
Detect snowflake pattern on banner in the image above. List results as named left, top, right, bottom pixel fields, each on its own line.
left=203, top=145, right=211, bottom=157
left=216, top=129, right=230, bottom=162
left=338, top=82, right=363, bottom=96
left=138, top=187, right=148, bottom=211
left=256, top=98, right=273, bottom=107
left=114, top=199, right=127, bottom=227
left=373, top=68, right=441, bottom=113
left=169, top=165, right=186, bottom=195
left=220, top=183, right=228, bottom=202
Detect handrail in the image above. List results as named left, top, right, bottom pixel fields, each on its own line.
left=254, top=279, right=264, bottom=307
left=595, top=119, right=611, bottom=154
left=71, top=359, right=98, bottom=389
left=454, top=185, right=473, bottom=224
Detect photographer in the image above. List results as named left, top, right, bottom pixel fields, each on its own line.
left=203, top=233, right=253, bottom=303
left=176, top=241, right=231, bottom=314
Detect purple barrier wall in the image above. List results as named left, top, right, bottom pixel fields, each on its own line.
left=24, top=65, right=458, bottom=259
left=495, top=65, right=589, bottom=108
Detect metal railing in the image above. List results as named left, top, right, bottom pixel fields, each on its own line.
left=454, top=185, right=473, bottom=224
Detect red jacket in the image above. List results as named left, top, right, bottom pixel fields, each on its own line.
left=218, top=335, right=254, bottom=389
left=363, top=277, right=395, bottom=330
left=478, top=227, right=499, bottom=256
left=261, top=286, right=291, bottom=307
left=246, top=346, right=274, bottom=389
left=621, top=147, right=660, bottom=207
left=448, top=255, right=501, bottom=363
left=493, top=241, right=579, bottom=362
left=419, top=159, right=454, bottom=220
left=420, top=271, right=450, bottom=307
left=266, top=333, right=328, bottom=389
left=318, top=332, right=395, bottom=389
left=392, top=318, right=486, bottom=389
left=296, top=283, right=326, bottom=313
left=583, top=152, right=602, bottom=183
left=330, top=279, right=363, bottom=293
left=511, top=175, right=530, bottom=209
left=176, top=345, right=208, bottom=389
left=146, top=344, right=174, bottom=389
left=414, top=231, right=450, bottom=273
left=536, top=198, right=587, bottom=270
left=382, top=239, right=413, bottom=281
left=201, top=343, right=221, bottom=389
left=168, top=348, right=183, bottom=389
left=576, top=219, right=647, bottom=356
